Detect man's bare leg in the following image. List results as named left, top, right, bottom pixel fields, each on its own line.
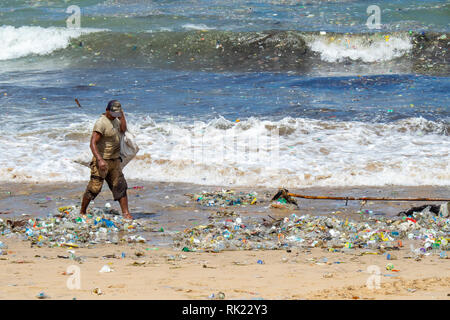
left=119, top=195, right=132, bottom=219
left=80, top=194, right=91, bottom=215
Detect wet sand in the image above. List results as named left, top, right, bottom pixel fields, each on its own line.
left=0, top=181, right=449, bottom=299
left=1, top=181, right=449, bottom=220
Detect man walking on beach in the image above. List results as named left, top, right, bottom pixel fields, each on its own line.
left=80, top=100, right=133, bottom=219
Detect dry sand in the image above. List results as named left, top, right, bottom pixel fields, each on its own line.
left=0, top=237, right=449, bottom=300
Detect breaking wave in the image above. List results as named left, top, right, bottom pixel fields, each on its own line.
left=0, top=25, right=104, bottom=61
left=0, top=26, right=448, bottom=75
left=0, top=116, right=448, bottom=187
left=304, top=33, right=413, bottom=63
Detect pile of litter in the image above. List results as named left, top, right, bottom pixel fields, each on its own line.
left=189, top=189, right=300, bottom=209
left=1, top=199, right=448, bottom=259
left=0, top=205, right=150, bottom=248
left=269, top=197, right=298, bottom=210
left=188, top=190, right=259, bottom=207
left=173, top=203, right=450, bottom=257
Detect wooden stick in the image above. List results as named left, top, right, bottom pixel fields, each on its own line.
left=287, top=192, right=449, bottom=202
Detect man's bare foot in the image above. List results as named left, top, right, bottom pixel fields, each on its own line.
left=123, top=212, right=133, bottom=220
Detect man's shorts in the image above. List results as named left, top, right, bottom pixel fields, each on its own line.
left=83, top=157, right=128, bottom=201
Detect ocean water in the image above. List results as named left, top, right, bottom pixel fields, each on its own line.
left=0, top=0, right=449, bottom=188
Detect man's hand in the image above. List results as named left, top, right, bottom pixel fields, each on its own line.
left=98, top=159, right=108, bottom=172
left=119, top=110, right=127, bottom=133
left=90, top=132, right=107, bottom=169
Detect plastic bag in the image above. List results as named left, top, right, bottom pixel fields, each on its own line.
left=73, top=131, right=139, bottom=169
left=119, top=130, right=139, bottom=169
left=439, top=202, right=449, bottom=218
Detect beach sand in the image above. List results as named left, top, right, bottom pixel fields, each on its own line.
left=0, top=181, right=449, bottom=300
left=0, top=237, right=449, bottom=300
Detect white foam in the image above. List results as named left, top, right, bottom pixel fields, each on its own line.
left=305, top=34, right=413, bottom=63
left=145, top=27, right=173, bottom=33
left=0, top=25, right=104, bottom=61
left=182, top=23, right=215, bottom=31
left=0, top=115, right=448, bottom=187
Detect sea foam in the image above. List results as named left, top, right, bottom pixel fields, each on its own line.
left=0, top=116, right=448, bottom=187
left=0, top=25, right=104, bottom=61
left=305, top=33, right=413, bottom=63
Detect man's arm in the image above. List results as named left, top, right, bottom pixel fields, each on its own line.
left=90, top=132, right=107, bottom=171
left=119, top=111, right=127, bottom=133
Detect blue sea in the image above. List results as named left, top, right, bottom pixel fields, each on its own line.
left=0, top=0, right=448, bottom=187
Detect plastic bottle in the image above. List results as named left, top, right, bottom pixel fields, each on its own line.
left=214, top=242, right=225, bottom=252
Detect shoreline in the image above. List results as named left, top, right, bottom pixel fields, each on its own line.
left=1, top=180, right=448, bottom=219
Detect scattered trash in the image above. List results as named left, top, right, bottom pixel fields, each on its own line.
left=92, top=288, right=103, bottom=295
left=1, top=197, right=448, bottom=265
left=99, top=265, right=113, bottom=273
left=173, top=201, right=449, bottom=255
left=135, top=251, right=144, bottom=257
left=36, top=291, right=49, bottom=299
left=398, top=204, right=442, bottom=217
left=209, top=292, right=225, bottom=300
left=270, top=198, right=297, bottom=210
left=439, top=202, right=449, bottom=218
left=188, top=190, right=259, bottom=207
left=270, top=189, right=298, bottom=209
left=0, top=205, right=146, bottom=248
